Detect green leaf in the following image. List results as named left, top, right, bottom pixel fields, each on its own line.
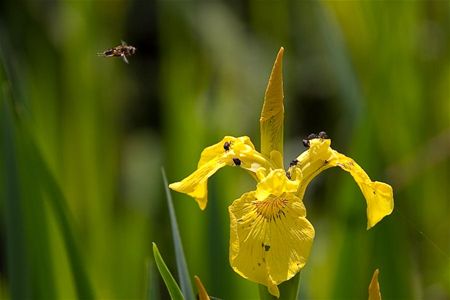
left=30, top=135, right=94, bottom=300
left=1, top=85, right=31, bottom=300
left=0, top=35, right=93, bottom=300
left=162, top=167, right=195, bottom=300
left=146, top=259, right=161, bottom=300
left=152, top=243, right=185, bottom=300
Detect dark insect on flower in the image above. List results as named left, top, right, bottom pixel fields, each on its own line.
left=307, top=133, right=318, bottom=140
left=289, top=159, right=298, bottom=167
left=233, top=158, right=241, bottom=166
left=224, top=141, right=231, bottom=151
left=318, top=131, right=328, bottom=139
left=303, top=134, right=317, bottom=148
left=302, top=139, right=310, bottom=148
left=302, top=132, right=329, bottom=147
left=97, top=41, right=136, bottom=64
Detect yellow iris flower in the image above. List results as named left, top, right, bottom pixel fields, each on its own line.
left=169, top=48, right=394, bottom=297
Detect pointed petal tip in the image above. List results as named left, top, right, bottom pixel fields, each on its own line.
left=194, top=275, right=210, bottom=300
left=274, top=47, right=284, bottom=64
left=278, top=46, right=284, bottom=56
left=268, top=283, right=280, bottom=298
left=366, top=182, right=394, bottom=230
left=368, top=268, right=381, bottom=300
left=366, top=208, right=393, bottom=230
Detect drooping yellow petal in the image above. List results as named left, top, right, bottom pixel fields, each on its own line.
left=368, top=269, right=382, bottom=300
left=331, top=152, right=394, bottom=229
left=229, top=189, right=314, bottom=297
left=169, top=136, right=271, bottom=209
left=260, top=47, right=284, bottom=167
left=293, top=138, right=394, bottom=229
left=194, top=276, right=211, bottom=300
left=169, top=157, right=227, bottom=210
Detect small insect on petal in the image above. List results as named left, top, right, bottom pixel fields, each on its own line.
left=307, top=133, right=318, bottom=140
left=233, top=158, right=241, bottom=166
left=224, top=141, right=231, bottom=151
left=303, top=133, right=318, bottom=148
left=318, top=131, right=328, bottom=139
left=289, top=159, right=298, bottom=167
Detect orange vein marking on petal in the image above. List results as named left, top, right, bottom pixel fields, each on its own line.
left=253, top=197, right=289, bottom=221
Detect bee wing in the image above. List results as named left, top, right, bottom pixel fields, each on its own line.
left=121, top=40, right=127, bottom=46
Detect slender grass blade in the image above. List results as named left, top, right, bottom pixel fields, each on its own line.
left=162, top=168, right=195, bottom=300
left=152, top=243, right=184, bottom=300
left=146, top=259, right=160, bottom=300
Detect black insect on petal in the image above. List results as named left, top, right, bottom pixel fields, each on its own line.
left=223, top=141, right=231, bottom=151
left=286, top=171, right=291, bottom=179
left=318, top=131, right=328, bottom=139
left=289, top=159, right=298, bottom=167
left=232, top=158, right=241, bottom=166
left=302, top=139, right=310, bottom=147
left=307, top=133, right=318, bottom=140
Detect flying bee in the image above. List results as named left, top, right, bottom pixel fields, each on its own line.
left=97, top=41, right=136, bottom=64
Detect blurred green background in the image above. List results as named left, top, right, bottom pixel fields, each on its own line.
left=1, top=1, right=449, bottom=299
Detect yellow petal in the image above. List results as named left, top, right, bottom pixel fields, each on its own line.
left=169, top=157, right=227, bottom=210
left=169, top=136, right=271, bottom=209
left=368, top=269, right=382, bottom=300
left=294, top=138, right=394, bottom=229
left=229, top=191, right=315, bottom=297
left=329, top=152, right=394, bottom=229
left=255, top=169, right=299, bottom=201
left=197, top=136, right=255, bottom=167
left=294, top=138, right=335, bottom=199
left=260, top=47, right=285, bottom=166
left=269, top=150, right=284, bottom=170
left=194, top=275, right=210, bottom=300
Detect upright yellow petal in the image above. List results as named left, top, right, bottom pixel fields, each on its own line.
left=169, top=136, right=271, bottom=209
left=368, top=269, right=382, bottom=300
left=260, top=47, right=284, bottom=167
left=229, top=190, right=314, bottom=297
left=293, top=138, right=394, bottom=229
